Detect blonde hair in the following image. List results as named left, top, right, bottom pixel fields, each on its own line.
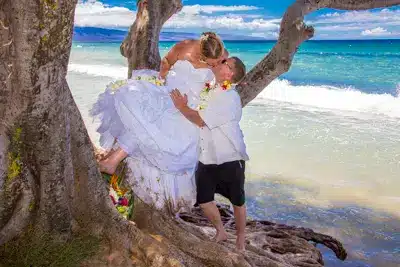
left=199, top=32, right=224, bottom=59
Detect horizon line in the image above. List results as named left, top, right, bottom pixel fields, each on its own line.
left=72, top=39, right=400, bottom=42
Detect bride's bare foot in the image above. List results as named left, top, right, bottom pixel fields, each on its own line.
left=235, top=233, right=245, bottom=251
left=99, top=159, right=117, bottom=174
left=212, top=229, right=228, bottom=243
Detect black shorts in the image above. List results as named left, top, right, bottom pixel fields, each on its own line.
left=195, top=160, right=246, bottom=207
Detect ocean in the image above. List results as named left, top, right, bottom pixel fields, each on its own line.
left=67, top=39, right=400, bottom=267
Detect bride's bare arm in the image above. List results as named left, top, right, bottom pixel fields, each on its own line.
left=159, top=40, right=195, bottom=79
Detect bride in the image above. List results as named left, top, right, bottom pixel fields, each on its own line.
left=91, top=32, right=227, bottom=212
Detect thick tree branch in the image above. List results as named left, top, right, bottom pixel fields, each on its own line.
left=121, top=0, right=182, bottom=77
left=237, top=0, right=400, bottom=107
left=326, top=0, right=400, bottom=9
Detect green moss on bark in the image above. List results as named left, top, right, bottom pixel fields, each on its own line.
left=6, top=127, right=22, bottom=183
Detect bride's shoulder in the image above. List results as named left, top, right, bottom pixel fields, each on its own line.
left=174, top=39, right=199, bottom=53
left=177, top=39, right=199, bottom=46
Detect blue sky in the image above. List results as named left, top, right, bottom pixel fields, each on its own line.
left=75, top=0, right=400, bottom=39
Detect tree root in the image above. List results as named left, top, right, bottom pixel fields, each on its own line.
left=127, top=200, right=347, bottom=267
left=175, top=203, right=347, bottom=267
left=0, top=184, right=34, bottom=245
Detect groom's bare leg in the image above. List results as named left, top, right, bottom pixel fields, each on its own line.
left=200, top=201, right=228, bottom=242
left=233, top=204, right=246, bottom=251
left=99, top=147, right=128, bottom=174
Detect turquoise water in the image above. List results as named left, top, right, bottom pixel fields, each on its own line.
left=71, top=40, right=400, bottom=92
left=67, top=40, right=400, bottom=267
left=216, top=40, right=399, bottom=94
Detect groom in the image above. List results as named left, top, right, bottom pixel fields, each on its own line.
left=170, top=57, right=248, bottom=251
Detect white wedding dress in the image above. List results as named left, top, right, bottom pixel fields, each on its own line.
left=91, top=60, right=215, bottom=212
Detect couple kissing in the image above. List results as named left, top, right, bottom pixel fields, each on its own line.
left=91, top=32, right=249, bottom=250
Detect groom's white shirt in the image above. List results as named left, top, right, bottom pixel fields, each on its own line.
left=198, top=86, right=249, bottom=165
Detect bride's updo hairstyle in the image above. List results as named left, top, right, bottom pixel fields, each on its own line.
left=199, top=32, right=224, bottom=59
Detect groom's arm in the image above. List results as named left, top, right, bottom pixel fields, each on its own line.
left=177, top=105, right=206, bottom=127
left=170, top=89, right=206, bottom=127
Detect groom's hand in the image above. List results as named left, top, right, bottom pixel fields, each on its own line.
left=170, top=89, right=188, bottom=111
left=170, top=89, right=205, bottom=127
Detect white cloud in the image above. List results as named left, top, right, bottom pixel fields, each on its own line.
left=166, top=13, right=279, bottom=31
left=310, top=8, right=400, bottom=38
left=167, top=5, right=279, bottom=36
left=75, top=0, right=136, bottom=28
left=74, top=1, right=279, bottom=35
left=313, top=9, right=400, bottom=25
left=316, top=24, right=364, bottom=32
left=73, top=1, right=399, bottom=39
left=361, top=27, right=392, bottom=36
left=249, top=32, right=278, bottom=38
left=181, top=5, right=260, bottom=15
left=166, top=5, right=278, bottom=32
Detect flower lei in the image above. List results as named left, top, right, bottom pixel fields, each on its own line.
left=108, top=75, right=164, bottom=93
left=108, top=79, right=128, bottom=93
left=197, top=80, right=232, bottom=110
left=221, top=80, right=232, bottom=90
left=103, top=173, right=134, bottom=219
left=134, top=75, right=164, bottom=86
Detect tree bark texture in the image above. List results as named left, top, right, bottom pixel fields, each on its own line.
left=120, top=0, right=183, bottom=78
left=0, top=2, right=183, bottom=266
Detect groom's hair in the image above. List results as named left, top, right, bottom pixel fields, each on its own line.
left=231, top=57, right=246, bottom=84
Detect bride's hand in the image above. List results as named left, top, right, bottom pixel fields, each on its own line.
left=159, top=70, right=167, bottom=81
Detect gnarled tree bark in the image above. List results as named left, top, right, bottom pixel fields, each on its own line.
left=1, top=0, right=399, bottom=266
left=120, top=0, right=182, bottom=77
left=0, top=1, right=198, bottom=266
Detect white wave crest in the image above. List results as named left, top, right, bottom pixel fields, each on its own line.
left=255, top=79, right=400, bottom=118
left=68, top=63, right=128, bottom=79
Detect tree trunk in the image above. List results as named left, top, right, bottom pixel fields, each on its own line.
left=0, top=0, right=84, bottom=243
left=1, top=0, right=399, bottom=266
left=0, top=1, right=197, bottom=266
left=120, top=0, right=182, bottom=77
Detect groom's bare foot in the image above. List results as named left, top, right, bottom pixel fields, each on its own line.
left=99, top=159, right=117, bottom=174
left=235, top=233, right=245, bottom=251
left=212, top=229, right=228, bottom=243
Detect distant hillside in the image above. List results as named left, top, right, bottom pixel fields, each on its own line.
left=73, top=27, right=267, bottom=42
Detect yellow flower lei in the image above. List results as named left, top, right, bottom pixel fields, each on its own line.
left=108, top=79, right=128, bottom=92
left=197, top=80, right=232, bottom=110
left=134, top=75, right=164, bottom=86
left=221, top=80, right=232, bottom=90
